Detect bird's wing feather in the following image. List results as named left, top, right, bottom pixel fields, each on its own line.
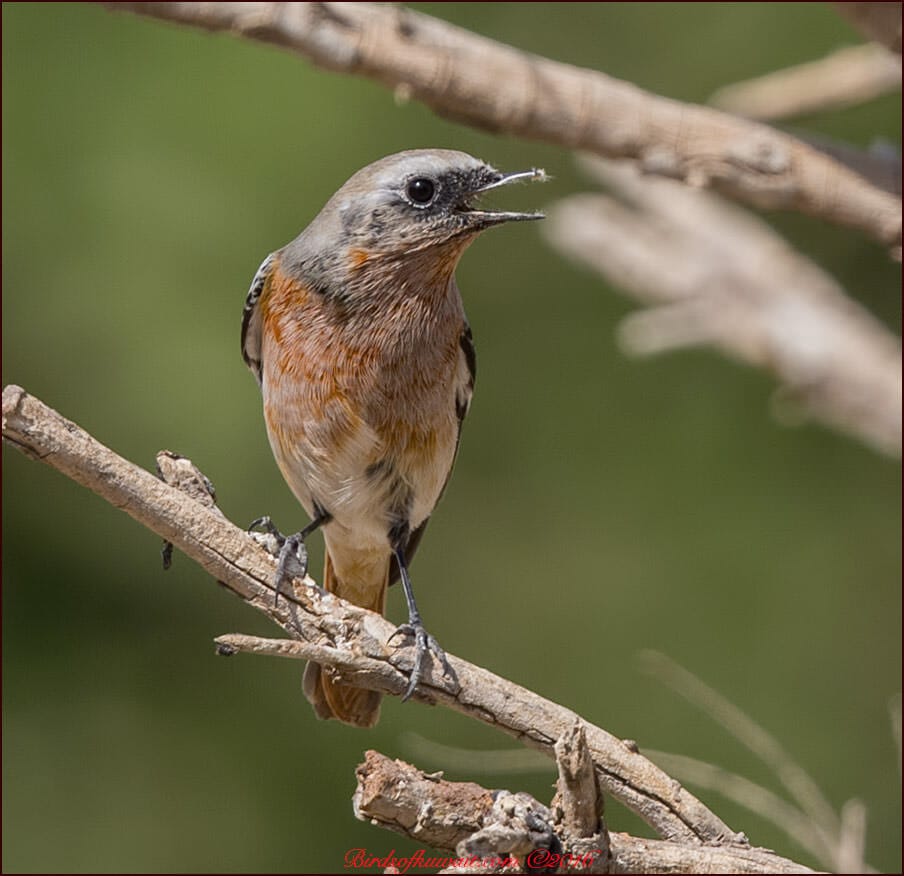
left=241, top=252, right=276, bottom=386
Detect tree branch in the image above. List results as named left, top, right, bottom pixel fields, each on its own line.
left=709, top=43, right=900, bottom=121
left=354, top=751, right=818, bottom=874
left=2, top=383, right=743, bottom=849
left=101, top=1, right=901, bottom=249
left=542, top=157, right=902, bottom=458
left=798, top=135, right=900, bottom=199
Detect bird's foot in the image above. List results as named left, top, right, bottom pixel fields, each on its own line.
left=248, top=516, right=309, bottom=605
left=389, top=619, right=452, bottom=701
left=248, top=515, right=285, bottom=555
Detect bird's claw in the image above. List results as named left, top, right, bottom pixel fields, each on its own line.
left=248, top=518, right=309, bottom=605
left=273, top=533, right=309, bottom=606
left=248, top=515, right=286, bottom=554
left=390, top=621, right=452, bottom=701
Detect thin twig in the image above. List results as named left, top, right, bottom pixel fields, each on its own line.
left=1, top=383, right=742, bottom=846
left=101, top=1, right=901, bottom=248
left=710, top=43, right=900, bottom=121
left=836, top=798, right=870, bottom=875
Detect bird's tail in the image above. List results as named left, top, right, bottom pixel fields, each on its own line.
left=302, top=549, right=388, bottom=728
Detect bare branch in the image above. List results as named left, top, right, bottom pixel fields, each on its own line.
left=101, top=1, right=901, bottom=248
left=542, top=157, right=902, bottom=457
left=353, top=751, right=496, bottom=854
left=606, top=836, right=820, bottom=876
left=799, top=135, right=900, bottom=198
left=1, top=383, right=741, bottom=846
left=835, top=2, right=902, bottom=54
left=354, top=751, right=819, bottom=875
left=710, top=43, right=900, bottom=121
left=392, top=731, right=859, bottom=872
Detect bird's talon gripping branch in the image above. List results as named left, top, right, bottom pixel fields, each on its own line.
left=247, top=515, right=287, bottom=560
left=273, top=533, right=309, bottom=606
left=248, top=515, right=285, bottom=545
left=390, top=621, right=451, bottom=701
left=247, top=517, right=320, bottom=604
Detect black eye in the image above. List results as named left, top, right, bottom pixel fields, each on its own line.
left=406, top=177, right=436, bottom=205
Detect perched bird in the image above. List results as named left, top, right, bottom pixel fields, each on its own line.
left=242, top=149, right=543, bottom=727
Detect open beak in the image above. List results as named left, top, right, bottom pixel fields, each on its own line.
left=460, top=167, right=547, bottom=225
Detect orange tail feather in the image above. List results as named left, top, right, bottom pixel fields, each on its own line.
left=302, top=550, right=387, bottom=728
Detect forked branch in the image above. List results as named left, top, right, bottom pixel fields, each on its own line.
left=1, top=384, right=816, bottom=873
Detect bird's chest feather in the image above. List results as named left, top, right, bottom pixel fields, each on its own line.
left=259, top=267, right=465, bottom=529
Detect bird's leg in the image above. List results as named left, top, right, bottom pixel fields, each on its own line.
left=388, top=537, right=453, bottom=701
left=248, top=510, right=330, bottom=605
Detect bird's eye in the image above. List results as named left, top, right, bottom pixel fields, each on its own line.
left=406, top=177, right=436, bottom=205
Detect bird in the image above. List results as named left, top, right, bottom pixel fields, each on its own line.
left=241, top=149, right=544, bottom=727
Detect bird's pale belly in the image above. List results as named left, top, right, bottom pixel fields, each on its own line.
left=262, top=361, right=459, bottom=552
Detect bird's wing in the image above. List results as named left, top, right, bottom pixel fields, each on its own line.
left=241, top=252, right=276, bottom=386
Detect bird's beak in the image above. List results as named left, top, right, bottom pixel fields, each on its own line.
left=460, top=168, right=547, bottom=225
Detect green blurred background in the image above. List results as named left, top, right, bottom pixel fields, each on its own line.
left=3, top=3, right=900, bottom=873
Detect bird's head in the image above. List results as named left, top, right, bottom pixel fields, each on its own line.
left=284, top=149, right=545, bottom=289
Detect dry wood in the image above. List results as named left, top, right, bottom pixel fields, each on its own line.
left=552, top=721, right=604, bottom=841
left=800, top=136, right=900, bottom=198
left=2, top=383, right=827, bottom=871
left=354, top=751, right=818, bottom=874
left=2, top=383, right=740, bottom=847
left=710, top=43, right=900, bottom=121
left=102, top=1, right=901, bottom=248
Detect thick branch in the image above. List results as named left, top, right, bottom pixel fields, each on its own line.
left=102, top=1, right=900, bottom=248
left=543, top=158, right=902, bottom=458
left=800, top=136, right=900, bottom=198
left=1, top=383, right=738, bottom=845
left=354, top=751, right=818, bottom=875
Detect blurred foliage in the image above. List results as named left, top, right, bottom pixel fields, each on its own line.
left=2, top=3, right=900, bottom=873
